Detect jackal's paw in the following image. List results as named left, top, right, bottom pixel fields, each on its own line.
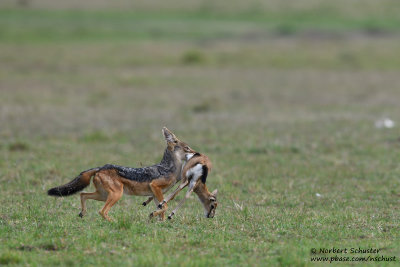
left=149, top=212, right=155, bottom=219
left=103, top=216, right=114, bottom=222
left=98, top=211, right=113, bottom=222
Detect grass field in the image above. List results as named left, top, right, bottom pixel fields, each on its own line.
left=1, top=1, right=400, bottom=266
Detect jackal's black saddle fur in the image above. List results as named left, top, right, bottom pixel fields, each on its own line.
left=93, top=149, right=176, bottom=182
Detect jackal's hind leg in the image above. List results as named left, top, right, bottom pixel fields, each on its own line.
left=79, top=176, right=108, bottom=218
left=97, top=174, right=124, bottom=222
left=79, top=191, right=106, bottom=218
left=99, top=190, right=123, bottom=222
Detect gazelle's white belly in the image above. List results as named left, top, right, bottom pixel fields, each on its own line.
left=186, top=163, right=203, bottom=188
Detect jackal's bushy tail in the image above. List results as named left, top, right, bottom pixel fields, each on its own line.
left=47, top=168, right=99, bottom=197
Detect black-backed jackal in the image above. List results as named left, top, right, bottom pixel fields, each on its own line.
left=47, top=127, right=195, bottom=221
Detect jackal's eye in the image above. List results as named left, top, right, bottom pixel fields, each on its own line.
left=210, top=197, right=216, bottom=202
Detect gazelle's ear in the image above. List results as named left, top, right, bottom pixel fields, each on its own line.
left=162, top=127, right=177, bottom=143
left=211, top=189, right=218, bottom=196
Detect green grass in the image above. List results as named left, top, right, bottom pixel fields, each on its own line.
left=1, top=1, right=400, bottom=266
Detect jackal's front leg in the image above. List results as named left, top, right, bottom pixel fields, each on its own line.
left=150, top=200, right=168, bottom=220
left=149, top=181, right=167, bottom=220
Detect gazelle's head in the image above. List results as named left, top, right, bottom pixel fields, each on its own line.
left=206, top=189, right=218, bottom=218
left=195, top=185, right=218, bottom=218
left=162, top=127, right=195, bottom=161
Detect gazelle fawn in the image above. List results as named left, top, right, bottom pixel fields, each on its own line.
left=150, top=150, right=218, bottom=219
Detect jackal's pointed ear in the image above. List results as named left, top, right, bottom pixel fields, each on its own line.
left=211, top=189, right=218, bottom=196
left=162, top=127, right=177, bottom=143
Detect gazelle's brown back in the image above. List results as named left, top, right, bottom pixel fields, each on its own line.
left=182, top=153, right=212, bottom=180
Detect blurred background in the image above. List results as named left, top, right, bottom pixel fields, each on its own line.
left=1, top=0, right=400, bottom=140
left=2, top=0, right=400, bottom=187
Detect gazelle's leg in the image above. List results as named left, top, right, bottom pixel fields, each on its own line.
left=142, top=196, right=153, bottom=206
left=158, top=180, right=189, bottom=209
left=167, top=181, right=200, bottom=219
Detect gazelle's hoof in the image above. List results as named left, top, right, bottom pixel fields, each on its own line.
left=142, top=202, right=147, bottom=206
left=158, top=200, right=166, bottom=209
left=78, top=212, right=84, bottom=218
